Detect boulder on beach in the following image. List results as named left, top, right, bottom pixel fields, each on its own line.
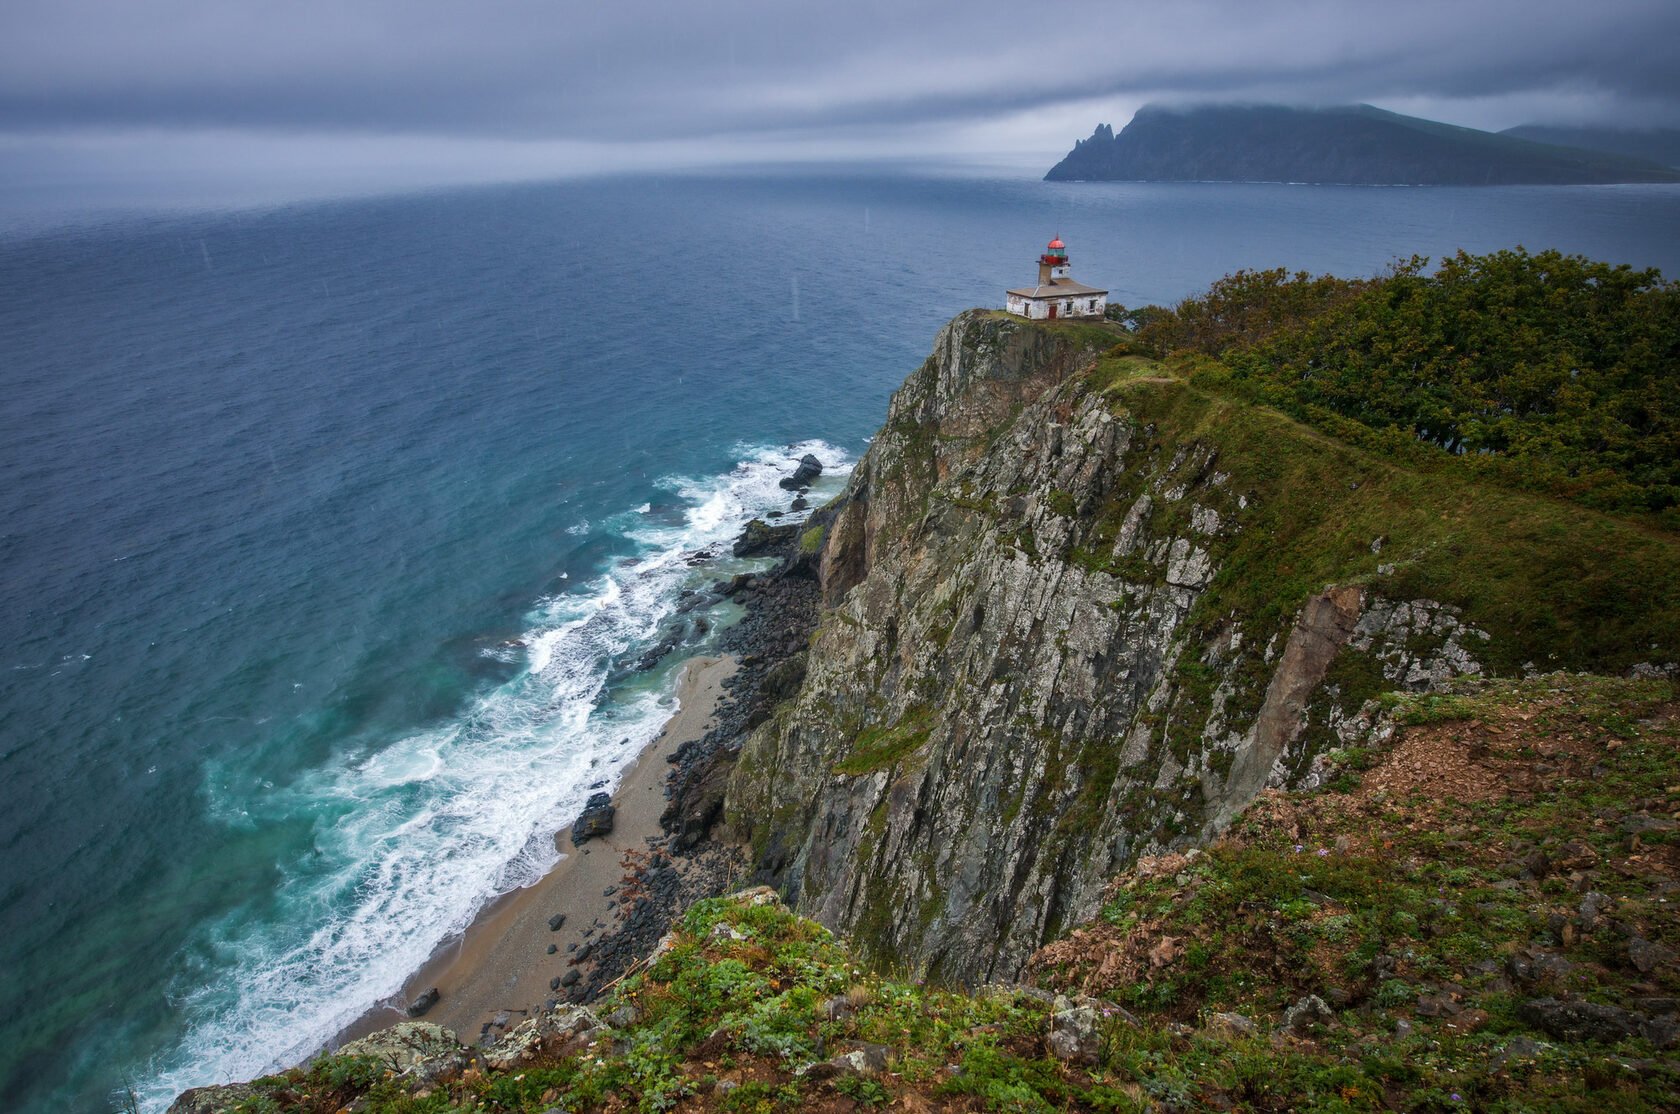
left=405, top=987, right=441, bottom=1018
left=572, top=792, right=616, bottom=844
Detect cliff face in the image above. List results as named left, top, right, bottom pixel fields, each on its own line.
left=719, top=309, right=1666, bottom=987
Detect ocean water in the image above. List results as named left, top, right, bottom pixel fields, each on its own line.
left=3, top=169, right=1678, bottom=1113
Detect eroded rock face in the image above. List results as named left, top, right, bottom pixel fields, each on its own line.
left=482, top=1005, right=605, bottom=1070
left=724, top=310, right=1489, bottom=986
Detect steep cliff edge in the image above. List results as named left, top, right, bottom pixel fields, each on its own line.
left=724, top=309, right=1680, bottom=986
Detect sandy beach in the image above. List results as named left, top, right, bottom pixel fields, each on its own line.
left=342, top=654, right=737, bottom=1046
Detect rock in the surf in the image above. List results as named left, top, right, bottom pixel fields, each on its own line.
left=779, top=453, right=823, bottom=490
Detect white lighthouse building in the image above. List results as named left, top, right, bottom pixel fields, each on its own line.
left=1005, top=237, right=1108, bottom=320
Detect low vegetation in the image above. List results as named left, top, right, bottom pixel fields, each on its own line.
left=216, top=674, right=1678, bottom=1113
left=1110, top=249, right=1680, bottom=523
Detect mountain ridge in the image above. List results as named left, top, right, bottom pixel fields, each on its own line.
left=1046, top=103, right=1680, bottom=185
left=1501, top=123, right=1680, bottom=168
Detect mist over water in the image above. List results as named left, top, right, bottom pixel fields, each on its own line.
left=2, top=170, right=1678, bottom=1113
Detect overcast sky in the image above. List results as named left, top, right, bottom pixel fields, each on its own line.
left=2, top=0, right=1678, bottom=212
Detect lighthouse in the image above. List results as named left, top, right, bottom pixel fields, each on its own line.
left=1005, top=236, right=1108, bottom=320
left=1041, top=237, right=1071, bottom=283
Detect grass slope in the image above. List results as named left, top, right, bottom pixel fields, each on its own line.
left=1034, top=673, right=1680, bottom=1111
left=1083, top=350, right=1680, bottom=676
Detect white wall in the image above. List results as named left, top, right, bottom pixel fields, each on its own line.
left=1005, top=293, right=1107, bottom=320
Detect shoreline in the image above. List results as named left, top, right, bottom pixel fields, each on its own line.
left=337, top=653, right=739, bottom=1047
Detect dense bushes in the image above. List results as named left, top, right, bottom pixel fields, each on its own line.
left=1124, top=250, right=1680, bottom=519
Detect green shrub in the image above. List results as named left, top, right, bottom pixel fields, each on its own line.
left=1134, top=249, right=1680, bottom=519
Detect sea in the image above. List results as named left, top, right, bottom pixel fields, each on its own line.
left=3, top=167, right=1679, bottom=1113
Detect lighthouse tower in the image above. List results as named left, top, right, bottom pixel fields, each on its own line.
left=1039, top=237, right=1071, bottom=284
left=1006, top=236, right=1108, bottom=320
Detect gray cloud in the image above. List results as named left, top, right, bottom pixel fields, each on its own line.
left=1, top=0, right=1677, bottom=208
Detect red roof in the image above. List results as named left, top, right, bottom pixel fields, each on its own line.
left=1047, top=237, right=1065, bottom=249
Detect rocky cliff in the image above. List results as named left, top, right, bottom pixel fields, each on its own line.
left=722, top=309, right=1679, bottom=986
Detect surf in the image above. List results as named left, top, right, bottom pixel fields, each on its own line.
left=136, top=440, right=851, bottom=1111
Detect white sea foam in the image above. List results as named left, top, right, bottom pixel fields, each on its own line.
left=138, top=440, right=852, bottom=1112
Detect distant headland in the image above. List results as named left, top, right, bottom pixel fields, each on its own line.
left=1045, top=103, right=1680, bottom=185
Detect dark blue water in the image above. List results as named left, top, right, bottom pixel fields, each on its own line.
left=3, top=170, right=1678, bottom=1113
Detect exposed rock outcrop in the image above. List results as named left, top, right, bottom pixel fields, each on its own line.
left=334, top=1022, right=468, bottom=1084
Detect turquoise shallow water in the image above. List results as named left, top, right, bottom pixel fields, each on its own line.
left=2, top=170, right=1678, bottom=1113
